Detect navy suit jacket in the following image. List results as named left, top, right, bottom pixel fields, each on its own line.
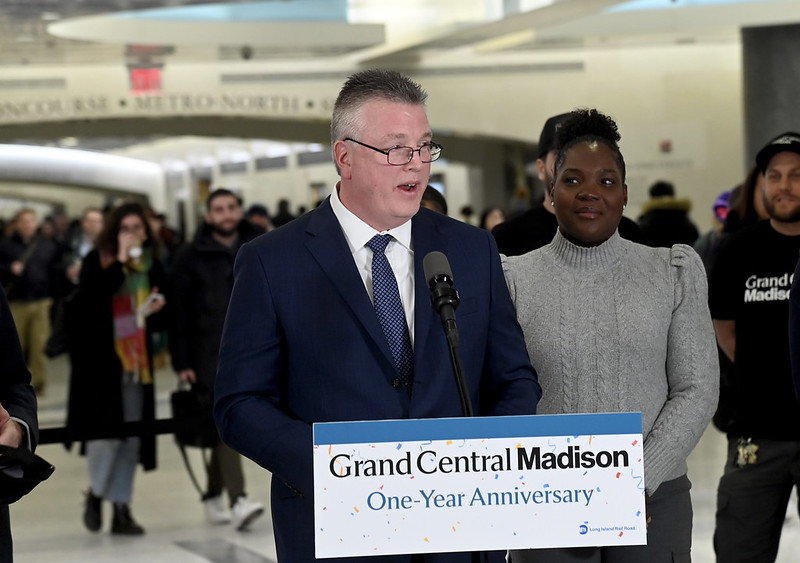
left=215, top=200, right=541, bottom=562
left=0, top=289, right=38, bottom=562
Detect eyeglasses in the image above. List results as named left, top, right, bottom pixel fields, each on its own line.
left=119, top=223, right=145, bottom=234
left=344, top=138, right=443, bottom=166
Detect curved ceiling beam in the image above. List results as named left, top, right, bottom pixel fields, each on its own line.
left=47, top=0, right=383, bottom=50
left=0, top=144, right=166, bottom=210
left=49, top=19, right=384, bottom=50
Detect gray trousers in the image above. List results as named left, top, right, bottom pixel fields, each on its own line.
left=509, top=474, right=692, bottom=563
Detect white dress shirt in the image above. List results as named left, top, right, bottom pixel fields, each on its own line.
left=329, top=184, right=415, bottom=347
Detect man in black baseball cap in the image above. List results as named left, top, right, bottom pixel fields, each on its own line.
left=710, top=131, right=800, bottom=561
left=536, top=112, right=571, bottom=160
left=755, top=131, right=800, bottom=174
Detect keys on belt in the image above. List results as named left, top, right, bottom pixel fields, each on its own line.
left=735, top=437, right=759, bottom=467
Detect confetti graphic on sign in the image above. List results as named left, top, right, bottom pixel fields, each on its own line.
left=314, top=413, right=646, bottom=557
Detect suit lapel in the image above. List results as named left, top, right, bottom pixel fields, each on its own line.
left=304, top=200, right=397, bottom=372
left=411, top=211, right=448, bottom=384
left=304, top=202, right=450, bottom=391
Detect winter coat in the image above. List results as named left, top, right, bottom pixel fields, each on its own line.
left=66, top=249, right=166, bottom=470
left=637, top=196, right=700, bottom=248
left=168, top=220, right=263, bottom=388
left=0, top=234, right=62, bottom=301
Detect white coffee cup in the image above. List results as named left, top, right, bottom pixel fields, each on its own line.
left=128, top=246, right=143, bottom=262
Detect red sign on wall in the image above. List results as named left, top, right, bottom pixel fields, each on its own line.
left=130, top=68, right=162, bottom=93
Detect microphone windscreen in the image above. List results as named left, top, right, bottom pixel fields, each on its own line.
left=423, top=251, right=453, bottom=285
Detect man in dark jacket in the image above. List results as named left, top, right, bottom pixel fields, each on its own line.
left=0, top=209, right=62, bottom=395
left=0, top=288, right=38, bottom=562
left=168, top=189, right=265, bottom=530
left=637, top=180, right=700, bottom=247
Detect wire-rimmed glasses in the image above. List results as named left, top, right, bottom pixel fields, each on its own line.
left=344, top=138, right=443, bottom=165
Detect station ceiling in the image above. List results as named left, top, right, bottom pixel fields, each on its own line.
left=2, top=0, right=799, bottom=67
left=1, top=0, right=799, bottom=154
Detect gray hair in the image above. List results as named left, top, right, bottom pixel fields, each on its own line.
left=330, top=69, right=428, bottom=173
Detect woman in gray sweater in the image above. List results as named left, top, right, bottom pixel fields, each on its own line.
left=504, top=109, right=718, bottom=562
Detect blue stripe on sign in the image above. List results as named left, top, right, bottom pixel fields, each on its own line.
left=313, top=412, right=641, bottom=446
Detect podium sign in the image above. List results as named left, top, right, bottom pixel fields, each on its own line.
left=313, top=412, right=645, bottom=559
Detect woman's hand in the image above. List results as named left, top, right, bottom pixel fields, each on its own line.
left=141, top=287, right=166, bottom=317
left=117, top=231, right=143, bottom=263
left=177, top=369, right=197, bottom=384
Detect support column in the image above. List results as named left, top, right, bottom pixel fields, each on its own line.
left=742, top=23, right=800, bottom=164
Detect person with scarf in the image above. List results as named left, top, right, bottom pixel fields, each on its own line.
left=66, top=202, right=166, bottom=536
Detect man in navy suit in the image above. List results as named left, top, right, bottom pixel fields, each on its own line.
left=1, top=288, right=38, bottom=562
left=215, top=69, right=541, bottom=562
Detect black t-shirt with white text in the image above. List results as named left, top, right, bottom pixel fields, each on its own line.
left=709, top=220, right=800, bottom=440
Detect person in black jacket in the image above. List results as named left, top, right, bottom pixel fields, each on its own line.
left=271, top=198, right=296, bottom=228
left=0, top=209, right=63, bottom=395
left=0, top=288, right=38, bottom=563
left=637, top=180, right=700, bottom=247
left=168, top=189, right=265, bottom=530
left=710, top=132, right=800, bottom=562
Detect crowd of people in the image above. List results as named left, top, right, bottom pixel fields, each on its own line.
left=0, top=197, right=291, bottom=547
left=1, top=68, right=800, bottom=563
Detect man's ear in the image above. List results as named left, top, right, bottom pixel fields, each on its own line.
left=535, top=158, right=547, bottom=183
left=203, top=211, right=212, bottom=225
left=334, top=140, right=352, bottom=179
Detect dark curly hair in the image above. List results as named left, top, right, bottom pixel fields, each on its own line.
left=96, top=201, right=158, bottom=261
left=552, top=108, right=626, bottom=182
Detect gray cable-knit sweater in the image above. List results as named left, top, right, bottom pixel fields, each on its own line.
left=502, top=230, right=719, bottom=494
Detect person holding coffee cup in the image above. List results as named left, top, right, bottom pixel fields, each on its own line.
left=66, top=201, right=166, bottom=536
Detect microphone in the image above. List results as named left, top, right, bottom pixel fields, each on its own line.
left=423, top=251, right=472, bottom=417
left=423, top=251, right=460, bottom=341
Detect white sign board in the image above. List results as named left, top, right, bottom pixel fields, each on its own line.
left=313, top=412, right=646, bottom=559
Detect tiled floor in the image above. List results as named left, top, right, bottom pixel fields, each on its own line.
left=10, top=356, right=800, bottom=562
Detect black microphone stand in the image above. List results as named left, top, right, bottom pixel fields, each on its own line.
left=430, top=278, right=473, bottom=417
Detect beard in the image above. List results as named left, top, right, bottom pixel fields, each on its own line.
left=211, top=222, right=238, bottom=237
left=763, top=195, right=800, bottom=224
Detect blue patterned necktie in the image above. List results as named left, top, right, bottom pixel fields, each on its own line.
left=366, top=234, right=414, bottom=393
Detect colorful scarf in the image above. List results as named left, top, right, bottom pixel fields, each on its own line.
left=111, top=249, right=153, bottom=384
